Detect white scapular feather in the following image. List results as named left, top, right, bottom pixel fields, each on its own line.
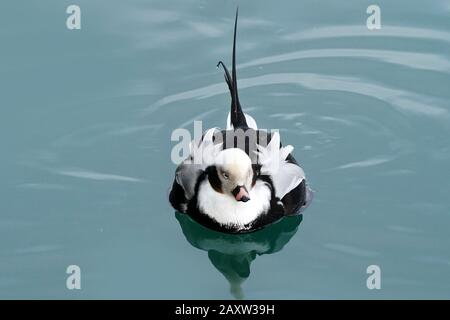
left=255, top=131, right=305, bottom=199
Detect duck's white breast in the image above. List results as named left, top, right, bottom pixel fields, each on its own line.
left=197, top=180, right=271, bottom=229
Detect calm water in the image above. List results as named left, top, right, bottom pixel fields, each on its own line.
left=1, top=0, right=450, bottom=299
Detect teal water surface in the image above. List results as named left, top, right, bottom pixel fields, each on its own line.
left=1, top=0, right=450, bottom=299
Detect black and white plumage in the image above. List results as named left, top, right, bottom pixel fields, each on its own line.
left=169, top=9, right=312, bottom=233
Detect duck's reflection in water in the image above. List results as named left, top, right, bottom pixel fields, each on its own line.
left=175, top=212, right=302, bottom=299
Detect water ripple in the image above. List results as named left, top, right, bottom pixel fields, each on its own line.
left=15, top=244, right=62, bottom=255
left=177, top=108, right=218, bottom=128
left=150, top=73, right=449, bottom=119
left=337, top=156, right=394, bottom=169
left=52, top=123, right=162, bottom=147
left=238, top=48, right=450, bottom=73
left=282, top=25, right=450, bottom=44
left=387, top=225, right=422, bottom=234
left=17, top=183, right=70, bottom=191
left=187, top=21, right=224, bottom=38
left=53, top=168, right=143, bottom=183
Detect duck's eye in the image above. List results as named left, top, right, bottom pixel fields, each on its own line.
left=222, top=172, right=230, bottom=180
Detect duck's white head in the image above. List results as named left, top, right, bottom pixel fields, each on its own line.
left=210, top=148, right=253, bottom=202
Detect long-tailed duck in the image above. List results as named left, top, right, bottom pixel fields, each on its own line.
left=169, top=9, right=312, bottom=233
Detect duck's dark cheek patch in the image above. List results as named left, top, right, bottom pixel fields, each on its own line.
left=206, top=166, right=223, bottom=193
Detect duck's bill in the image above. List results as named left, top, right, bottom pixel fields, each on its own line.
left=232, top=186, right=250, bottom=202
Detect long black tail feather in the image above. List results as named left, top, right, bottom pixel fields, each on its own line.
left=217, top=8, right=248, bottom=129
